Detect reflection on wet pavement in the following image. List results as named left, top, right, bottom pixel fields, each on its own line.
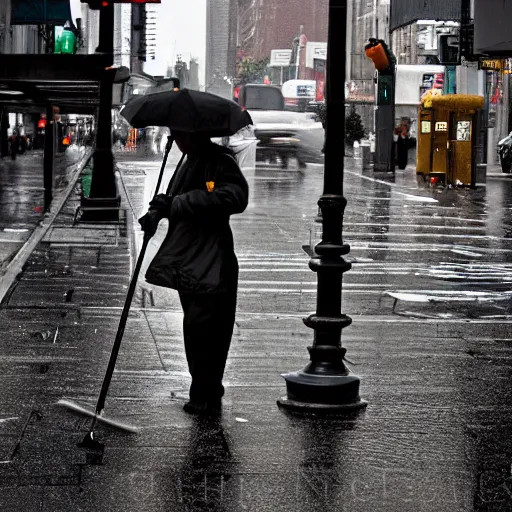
left=2, top=155, right=512, bottom=510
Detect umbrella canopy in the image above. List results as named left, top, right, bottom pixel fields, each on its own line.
left=120, top=89, right=253, bottom=137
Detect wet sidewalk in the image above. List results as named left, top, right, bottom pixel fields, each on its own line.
left=0, top=146, right=91, bottom=300
left=0, top=156, right=511, bottom=511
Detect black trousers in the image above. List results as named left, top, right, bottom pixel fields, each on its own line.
left=178, top=272, right=238, bottom=403
left=396, top=137, right=409, bottom=170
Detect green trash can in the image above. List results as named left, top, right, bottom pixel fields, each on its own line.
left=81, top=164, right=93, bottom=198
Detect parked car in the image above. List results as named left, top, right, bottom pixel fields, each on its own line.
left=498, top=131, right=512, bottom=173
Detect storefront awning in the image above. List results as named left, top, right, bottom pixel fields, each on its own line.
left=474, top=0, right=512, bottom=55
left=11, top=0, right=72, bottom=25
left=0, top=54, right=112, bottom=114
left=390, top=0, right=461, bottom=31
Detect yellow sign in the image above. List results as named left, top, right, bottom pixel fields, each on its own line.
left=480, top=59, right=504, bottom=70
left=435, top=122, right=448, bottom=132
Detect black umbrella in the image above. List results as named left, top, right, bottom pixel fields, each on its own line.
left=120, top=88, right=253, bottom=137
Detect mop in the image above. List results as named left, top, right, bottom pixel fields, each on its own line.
left=57, top=137, right=184, bottom=447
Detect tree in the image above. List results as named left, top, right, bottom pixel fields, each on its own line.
left=345, top=110, right=365, bottom=144
left=237, top=57, right=270, bottom=84
left=312, top=103, right=366, bottom=151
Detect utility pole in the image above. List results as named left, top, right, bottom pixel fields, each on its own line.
left=277, top=0, right=367, bottom=414
left=88, top=2, right=117, bottom=200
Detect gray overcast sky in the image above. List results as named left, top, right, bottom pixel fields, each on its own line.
left=70, top=0, right=206, bottom=87
left=143, top=0, right=206, bottom=86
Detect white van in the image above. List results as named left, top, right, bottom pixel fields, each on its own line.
left=282, top=79, right=317, bottom=112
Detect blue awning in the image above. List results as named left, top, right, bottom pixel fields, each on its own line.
left=11, top=0, right=72, bottom=25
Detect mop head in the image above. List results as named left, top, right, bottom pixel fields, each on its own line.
left=56, top=399, right=138, bottom=433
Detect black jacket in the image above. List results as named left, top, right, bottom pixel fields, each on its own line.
left=145, top=143, right=249, bottom=293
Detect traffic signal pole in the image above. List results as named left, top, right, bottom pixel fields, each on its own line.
left=366, top=39, right=396, bottom=172
left=374, top=73, right=396, bottom=172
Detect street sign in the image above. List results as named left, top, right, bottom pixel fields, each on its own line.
left=479, top=58, right=503, bottom=71
left=270, top=50, right=292, bottom=67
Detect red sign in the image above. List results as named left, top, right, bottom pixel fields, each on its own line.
left=316, top=80, right=325, bottom=102
left=313, top=59, right=325, bottom=102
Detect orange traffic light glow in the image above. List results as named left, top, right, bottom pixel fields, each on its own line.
left=365, top=42, right=390, bottom=72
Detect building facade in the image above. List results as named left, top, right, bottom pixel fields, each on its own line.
left=0, top=1, right=11, bottom=53
left=205, top=0, right=237, bottom=98
left=237, top=0, right=329, bottom=63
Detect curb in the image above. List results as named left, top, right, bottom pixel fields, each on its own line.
left=0, top=148, right=93, bottom=304
left=487, top=173, right=512, bottom=179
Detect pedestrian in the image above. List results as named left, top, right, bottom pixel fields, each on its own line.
left=394, top=120, right=410, bottom=170
left=9, top=131, right=20, bottom=160
left=139, top=132, right=249, bottom=415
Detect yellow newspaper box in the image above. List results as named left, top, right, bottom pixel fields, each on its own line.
left=417, top=94, right=484, bottom=186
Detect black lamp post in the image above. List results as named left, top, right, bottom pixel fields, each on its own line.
left=88, top=2, right=116, bottom=199
left=277, top=0, right=367, bottom=413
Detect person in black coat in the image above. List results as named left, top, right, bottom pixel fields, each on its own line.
left=394, top=121, right=410, bottom=170
left=139, top=132, right=249, bottom=415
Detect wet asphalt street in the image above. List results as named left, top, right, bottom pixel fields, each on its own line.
left=122, top=149, right=512, bottom=320
left=0, top=148, right=512, bottom=511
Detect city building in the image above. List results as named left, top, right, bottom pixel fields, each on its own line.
left=113, top=4, right=132, bottom=69
left=238, top=0, right=329, bottom=63
left=0, top=1, right=10, bottom=53
left=205, top=0, right=237, bottom=98
left=189, top=58, right=200, bottom=91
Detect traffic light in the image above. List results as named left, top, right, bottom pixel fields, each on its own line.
left=377, top=74, right=393, bottom=105
left=365, top=38, right=395, bottom=75
left=439, top=34, right=460, bottom=65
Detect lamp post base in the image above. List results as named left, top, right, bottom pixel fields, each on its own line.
left=277, top=371, right=367, bottom=414
left=277, top=396, right=368, bottom=414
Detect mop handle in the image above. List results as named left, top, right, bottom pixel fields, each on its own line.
left=94, top=233, right=151, bottom=415
left=92, top=140, right=186, bottom=418
left=93, top=138, right=177, bottom=416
